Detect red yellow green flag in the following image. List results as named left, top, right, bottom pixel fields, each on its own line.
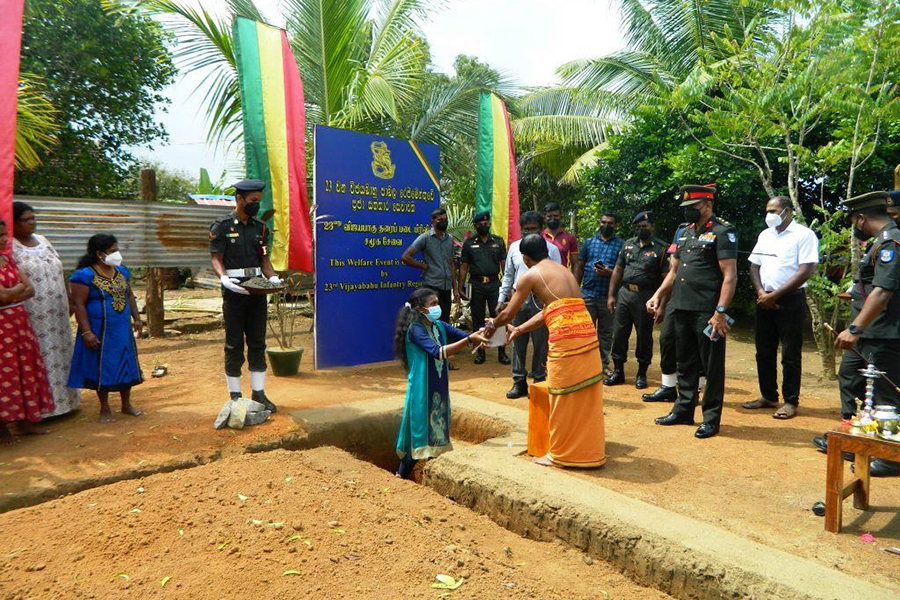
left=475, top=92, right=520, bottom=245
left=0, top=0, right=25, bottom=238
left=233, top=17, right=312, bottom=272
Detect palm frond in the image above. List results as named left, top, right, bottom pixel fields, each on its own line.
left=14, top=76, right=59, bottom=170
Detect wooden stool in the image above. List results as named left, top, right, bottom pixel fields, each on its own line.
left=527, top=381, right=550, bottom=458
left=825, top=423, right=900, bottom=533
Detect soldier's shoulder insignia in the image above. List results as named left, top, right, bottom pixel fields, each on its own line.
left=727, top=232, right=737, bottom=243
left=715, top=216, right=731, bottom=225
left=880, top=248, right=895, bottom=263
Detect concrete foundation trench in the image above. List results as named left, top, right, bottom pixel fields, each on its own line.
left=1, top=394, right=892, bottom=600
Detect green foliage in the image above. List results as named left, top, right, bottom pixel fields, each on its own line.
left=196, top=168, right=230, bottom=195
left=132, top=161, right=198, bottom=202
left=15, top=0, right=175, bottom=199
left=14, top=75, right=58, bottom=170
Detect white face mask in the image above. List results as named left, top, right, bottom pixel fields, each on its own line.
left=765, top=208, right=787, bottom=229
left=102, top=251, right=123, bottom=267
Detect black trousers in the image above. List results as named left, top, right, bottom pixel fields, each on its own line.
left=611, top=287, right=654, bottom=370
left=222, top=290, right=268, bottom=376
left=659, top=302, right=677, bottom=375
left=673, top=310, right=726, bottom=426
left=838, top=339, right=900, bottom=419
left=755, top=291, right=806, bottom=405
left=512, top=296, right=548, bottom=385
left=470, top=280, right=500, bottom=331
left=437, top=289, right=452, bottom=322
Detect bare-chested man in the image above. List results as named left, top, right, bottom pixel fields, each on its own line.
left=486, top=234, right=606, bottom=468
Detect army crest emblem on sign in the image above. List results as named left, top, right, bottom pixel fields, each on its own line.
left=371, top=141, right=396, bottom=180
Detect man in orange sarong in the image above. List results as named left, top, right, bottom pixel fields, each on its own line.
left=486, top=234, right=606, bottom=468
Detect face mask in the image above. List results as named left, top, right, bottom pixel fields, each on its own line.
left=103, top=251, right=123, bottom=267
left=244, top=201, right=261, bottom=217
left=547, top=219, right=561, bottom=230
left=683, top=207, right=701, bottom=224
left=637, top=228, right=652, bottom=242
left=475, top=224, right=490, bottom=236
left=853, top=224, right=869, bottom=241
left=435, top=220, right=448, bottom=232
left=765, top=208, right=786, bottom=229
left=425, top=306, right=442, bottom=322
left=600, top=224, right=614, bottom=237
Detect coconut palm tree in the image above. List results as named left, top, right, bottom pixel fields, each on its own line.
left=514, top=0, right=785, bottom=182
left=113, top=0, right=508, bottom=183
left=15, top=75, right=58, bottom=170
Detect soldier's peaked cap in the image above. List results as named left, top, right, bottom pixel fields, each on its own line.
left=632, top=210, right=652, bottom=225
left=679, top=184, right=716, bottom=206
left=473, top=210, right=491, bottom=224
left=842, top=191, right=890, bottom=213
left=233, top=179, right=266, bottom=193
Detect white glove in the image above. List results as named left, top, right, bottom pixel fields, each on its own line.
left=268, top=275, right=284, bottom=286
left=220, top=274, right=249, bottom=295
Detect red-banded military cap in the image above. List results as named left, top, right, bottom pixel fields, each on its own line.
left=678, top=184, right=716, bottom=206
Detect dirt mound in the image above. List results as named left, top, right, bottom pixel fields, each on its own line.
left=0, top=447, right=669, bottom=600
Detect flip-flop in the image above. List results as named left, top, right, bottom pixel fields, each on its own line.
left=773, top=405, right=797, bottom=420
left=742, top=398, right=778, bottom=410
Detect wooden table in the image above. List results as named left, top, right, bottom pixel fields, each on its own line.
left=825, top=423, right=900, bottom=533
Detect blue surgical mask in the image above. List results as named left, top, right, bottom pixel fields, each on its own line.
left=425, top=306, right=442, bottom=322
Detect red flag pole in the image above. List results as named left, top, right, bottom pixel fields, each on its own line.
left=0, top=0, right=25, bottom=241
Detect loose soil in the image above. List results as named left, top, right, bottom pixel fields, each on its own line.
left=0, top=447, right=671, bottom=600
left=1, top=287, right=898, bottom=590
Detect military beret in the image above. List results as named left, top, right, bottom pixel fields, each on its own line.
left=632, top=210, right=652, bottom=225
left=679, top=184, right=716, bottom=206
left=842, top=191, right=890, bottom=213
left=888, top=190, right=900, bottom=206
left=473, top=210, right=491, bottom=224
left=233, top=179, right=266, bottom=193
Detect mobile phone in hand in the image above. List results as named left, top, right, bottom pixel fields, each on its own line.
left=703, top=315, right=735, bottom=341
left=594, top=260, right=606, bottom=269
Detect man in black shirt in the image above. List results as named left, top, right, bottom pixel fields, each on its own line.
left=814, top=191, right=900, bottom=477
left=210, top=179, right=282, bottom=412
left=459, top=211, right=509, bottom=364
left=604, top=211, right=668, bottom=389
left=647, top=184, right=738, bottom=439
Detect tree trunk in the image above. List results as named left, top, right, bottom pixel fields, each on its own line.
left=805, top=291, right=836, bottom=380
left=141, top=169, right=166, bottom=338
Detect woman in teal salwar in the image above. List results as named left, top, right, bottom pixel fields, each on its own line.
left=394, top=287, right=488, bottom=478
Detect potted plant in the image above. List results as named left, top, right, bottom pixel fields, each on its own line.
left=266, top=273, right=306, bottom=376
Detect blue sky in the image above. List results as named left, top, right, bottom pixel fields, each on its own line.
left=133, top=0, right=624, bottom=182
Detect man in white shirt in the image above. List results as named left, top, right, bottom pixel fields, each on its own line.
left=498, top=211, right=562, bottom=398
left=744, top=196, right=819, bottom=419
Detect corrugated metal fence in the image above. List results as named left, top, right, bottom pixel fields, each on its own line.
left=17, top=196, right=231, bottom=270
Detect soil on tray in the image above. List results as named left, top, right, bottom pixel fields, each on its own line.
left=239, top=276, right=283, bottom=292
left=0, top=448, right=671, bottom=600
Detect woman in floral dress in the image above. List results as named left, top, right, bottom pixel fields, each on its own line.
left=12, top=202, right=80, bottom=417
left=0, top=219, right=54, bottom=440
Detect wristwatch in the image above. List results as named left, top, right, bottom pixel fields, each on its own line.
left=715, top=305, right=728, bottom=314
left=848, top=324, right=864, bottom=335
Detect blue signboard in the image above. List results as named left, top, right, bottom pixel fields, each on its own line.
left=314, top=126, right=440, bottom=369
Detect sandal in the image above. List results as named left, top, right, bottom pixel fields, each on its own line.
left=742, top=398, right=778, bottom=410
left=773, top=404, right=797, bottom=420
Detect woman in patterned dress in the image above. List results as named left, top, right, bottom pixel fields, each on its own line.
left=0, top=220, right=55, bottom=440
left=68, top=234, right=144, bottom=423
left=12, top=202, right=81, bottom=417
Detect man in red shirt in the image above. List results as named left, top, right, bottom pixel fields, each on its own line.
left=542, top=203, right=578, bottom=270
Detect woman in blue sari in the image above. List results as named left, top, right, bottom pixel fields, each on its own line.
left=393, top=287, right=488, bottom=478
left=68, top=234, right=144, bottom=423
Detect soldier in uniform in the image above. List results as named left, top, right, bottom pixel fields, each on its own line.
left=642, top=222, right=697, bottom=402
left=646, top=184, right=738, bottom=439
left=888, top=190, right=900, bottom=225
left=603, top=211, right=668, bottom=389
left=459, top=211, right=510, bottom=365
left=813, top=191, right=900, bottom=477
left=209, top=180, right=283, bottom=412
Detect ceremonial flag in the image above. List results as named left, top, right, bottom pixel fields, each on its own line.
left=0, top=0, right=25, bottom=238
left=475, top=92, right=520, bottom=245
left=233, top=17, right=312, bottom=272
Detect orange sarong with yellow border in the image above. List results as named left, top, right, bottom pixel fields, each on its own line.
left=539, top=297, right=606, bottom=467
